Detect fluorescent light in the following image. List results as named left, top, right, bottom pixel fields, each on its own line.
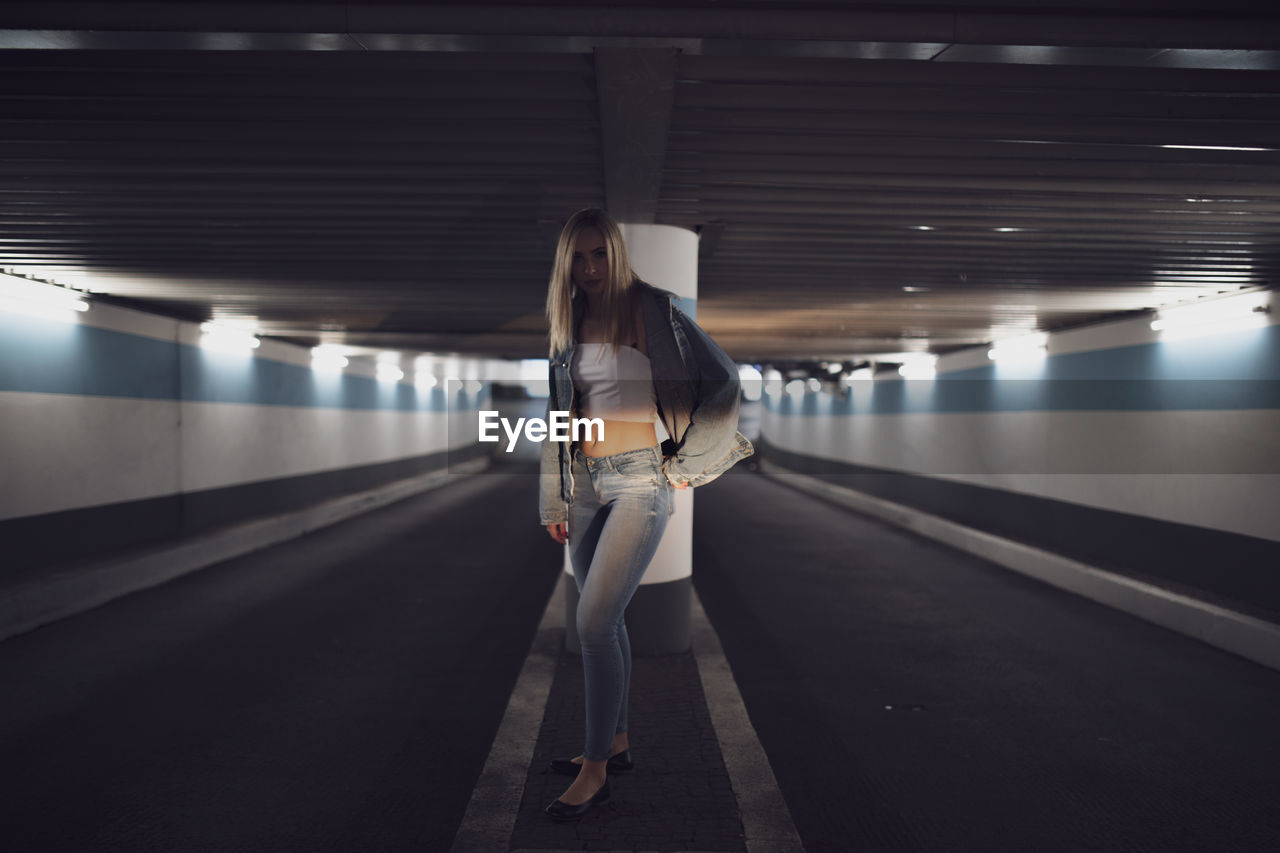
left=1152, top=290, right=1269, bottom=340
left=375, top=351, right=405, bottom=382
left=988, top=332, right=1048, bottom=364
left=1153, top=315, right=1268, bottom=341
left=1150, top=293, right=1271, bottom=341
left=898, top=363, right=936, bottom=379
left=1150, top=293, right=1269, bottom=328
left=763, top=368, right=783, bottom=398
left=517, top=358, right=544, bottom=395
left=0, top=272, right=90, bottom=318
left=902, top=286, right=930, bottom=293
left=738, top=364, right=762, bottom=402
left=417, top=355, right=443, bottom=389
left=200, top=321, right=260, bottom=353
left=0, top=296, right=89, bottom=322
left=785, top=379, right=806, bottom=398
left=806, top=377, right=821, bottom=392
left=518, top=358, right=545, bottom=381
left=311, top=345, right=349, bottom=371
left=909, top=225, right=934, bottom=231
left=897, top=355, right=937, bottom=379
left=416, top=369, right=439, bottom=389
left=1162, top=145, right=1270, bottom=152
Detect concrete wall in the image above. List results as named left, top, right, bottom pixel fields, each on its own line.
left=0, top=298, right=489, bottom=574
left=759, top=291, right=1280, bottom=619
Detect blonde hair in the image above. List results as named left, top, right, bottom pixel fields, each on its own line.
left=545, top=208, right=639, bottom=355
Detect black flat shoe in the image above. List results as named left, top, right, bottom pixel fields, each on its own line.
left=549, top=748, right=633, bottom=777
left=544, top=779, right=611, bottom=822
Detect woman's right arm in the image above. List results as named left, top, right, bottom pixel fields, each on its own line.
left=539, top=368, right=569, bottom=536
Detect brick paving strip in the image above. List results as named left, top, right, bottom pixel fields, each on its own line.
left=450, top=573, right=804, bottom=853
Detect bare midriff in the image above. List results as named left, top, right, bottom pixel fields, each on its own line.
left=578, top=419, right=659, bottom=458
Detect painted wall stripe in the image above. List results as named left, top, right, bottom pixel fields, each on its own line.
left=946, top=323, right=1279, bottom=382
left=764, top=324, right=1280, bottom=416
left=0, top=312, right=474, bottom=411
left=766, top=380, right=1280, bottom=416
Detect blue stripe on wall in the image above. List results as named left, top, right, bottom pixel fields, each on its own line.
left=947, top=323, right=1280, bottom=382
left=0, top=313, right=477, bottom=412
left=765, top=324, right=1280, bottom=415
left=767, top=379, right=1280, bottom=416
left=1, top=310, right=178, bottom=400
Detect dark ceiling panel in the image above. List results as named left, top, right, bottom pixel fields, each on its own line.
left=663, top=34, right=1278, bottom=360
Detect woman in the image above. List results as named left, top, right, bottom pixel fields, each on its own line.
left=539, top=208, right=754, bottom=821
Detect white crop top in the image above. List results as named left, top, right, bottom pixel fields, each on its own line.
left=571, top=343, right=659, bottom=423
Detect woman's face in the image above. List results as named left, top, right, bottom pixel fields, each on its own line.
left=571, top=226, right=609, bottom=295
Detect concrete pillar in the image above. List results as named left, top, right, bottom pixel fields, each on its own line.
left=564, top=223, right=698, bottom=655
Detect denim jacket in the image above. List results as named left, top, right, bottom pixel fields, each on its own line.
left=539, top=281, right=755, bottom=524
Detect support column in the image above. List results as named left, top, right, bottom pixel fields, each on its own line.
left=564, top=222, right=699, bottom=655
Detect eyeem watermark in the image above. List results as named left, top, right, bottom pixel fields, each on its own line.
left=479, top=410, right=603, bottom=453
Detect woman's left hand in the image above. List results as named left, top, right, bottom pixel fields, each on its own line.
left=662, top=459, right=689, bottom=490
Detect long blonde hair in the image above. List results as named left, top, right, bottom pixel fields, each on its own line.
left=545, top=208, right=638, bottom=355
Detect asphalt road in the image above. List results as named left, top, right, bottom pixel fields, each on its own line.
left=692, top=468, right=1280, bottom=852
left=0, top=466, right=561, bottom=852
left=5, top=462, right=1279, bottom=852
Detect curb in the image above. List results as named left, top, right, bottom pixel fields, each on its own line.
left=0, top=458, right=488, bottom=641
left=759, top=460, right=1280, bottom=673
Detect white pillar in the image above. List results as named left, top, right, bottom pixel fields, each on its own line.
left=622, top=222, right=697, bottom=590
left=564, top=222, right=699, bottom=655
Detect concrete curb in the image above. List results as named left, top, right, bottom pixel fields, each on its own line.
left=760, top=460, right=1280, bottom=673
left=0, top=458, right=488, bottom=642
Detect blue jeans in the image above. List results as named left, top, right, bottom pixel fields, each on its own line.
left=568, top=444, right=673, bottom=761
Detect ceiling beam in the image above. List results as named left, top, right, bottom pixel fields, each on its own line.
left=2, top=3, right=1278, bottom=69
left=594, top=47, right=677, bottom=223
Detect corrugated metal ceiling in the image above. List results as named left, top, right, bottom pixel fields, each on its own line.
left=1, top=1, right=1277, bottom=365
